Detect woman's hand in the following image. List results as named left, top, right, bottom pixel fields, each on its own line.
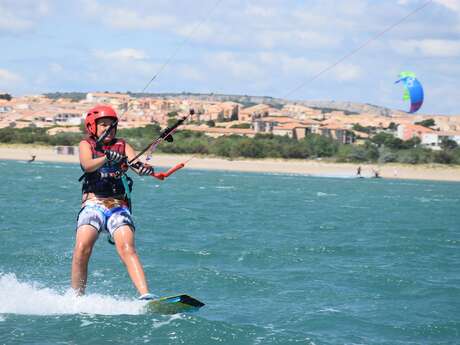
left=138, top=163, right=154, bottom=176
left=105, top=150, right=125, bottom=163
left=124, top=143, right=154, bottom=176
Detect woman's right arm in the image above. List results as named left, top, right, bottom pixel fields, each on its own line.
left=79, top=140, right=107, bottom=173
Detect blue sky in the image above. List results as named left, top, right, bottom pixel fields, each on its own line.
left=0, top=0, right=459, bottom=115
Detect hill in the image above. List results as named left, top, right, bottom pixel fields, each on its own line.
left=43, top=91, right=405, bottom=117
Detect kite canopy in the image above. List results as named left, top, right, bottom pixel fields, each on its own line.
left=395, top=71, right=424, bottom=113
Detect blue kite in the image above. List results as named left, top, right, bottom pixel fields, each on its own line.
left=395, top=71, right=424, bottom=113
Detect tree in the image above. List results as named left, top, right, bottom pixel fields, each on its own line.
left=230, top=108, right=239, bottom=121
left=434, top=150, right=454, bottom=164
left=352, top=123, right=372, bottom=134
left=415, top=118, right=435, bottom=128
left=396, top=147, right=432, bottom=164
left=371, top=132, right=404, bottom=149
left=377, top=146, right=397, bottom=163
left=302, top=134, right=338, bottom=157
left=230, top=123, right=250, bottom=129
left=0, top=93, right=12, bottom=101
left=440, top=137, right=458, bottom=150
left=346, top=146, right=369, bottom=162
left=403, top=136, right=422, bottom=149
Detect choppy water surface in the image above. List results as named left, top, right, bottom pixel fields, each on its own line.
left=0, top=160, right=459, bottom=345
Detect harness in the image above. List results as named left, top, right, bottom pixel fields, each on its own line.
left=79, top=137, right=133, bottom=207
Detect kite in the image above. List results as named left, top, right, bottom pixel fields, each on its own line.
left=395, top=71, right=424, bottom=113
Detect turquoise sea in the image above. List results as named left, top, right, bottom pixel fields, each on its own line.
left=0, top=159, right=459, bottom=345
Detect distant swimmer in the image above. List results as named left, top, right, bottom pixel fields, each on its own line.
left=27, top=155, right=36, bottom=163
left=372, top=168, right=381, bottom=179
left=356, top=166, right=362, bottom=177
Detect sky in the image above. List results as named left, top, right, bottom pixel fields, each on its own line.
left=0, top=0, right=459, bottom=115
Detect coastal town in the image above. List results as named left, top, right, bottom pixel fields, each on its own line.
left=1, top=92, right=460, bottom=151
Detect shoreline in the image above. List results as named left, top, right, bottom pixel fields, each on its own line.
left=1, top=144, right=460, bottom=182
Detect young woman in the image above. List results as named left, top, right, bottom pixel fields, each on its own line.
left=71, top=105, right=155, bottom=300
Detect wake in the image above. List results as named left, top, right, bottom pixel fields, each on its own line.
left=0, top=273, right=146, bottom=315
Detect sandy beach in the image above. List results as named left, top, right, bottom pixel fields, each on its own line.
left=1, top=144, right=460, bottom=182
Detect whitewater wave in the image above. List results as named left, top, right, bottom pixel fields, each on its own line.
left=0, top=273, right=147, bottom=316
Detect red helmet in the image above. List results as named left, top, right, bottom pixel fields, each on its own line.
left=85, top=105, right=118, bottom=136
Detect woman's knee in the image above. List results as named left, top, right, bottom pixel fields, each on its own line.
left=117, top=242, right=137, bottom=258
left=73, top=242, right=93, bottom=262
left=73, top=227, right=97, bottom=261
left=111, top=226, right=137, bottom=256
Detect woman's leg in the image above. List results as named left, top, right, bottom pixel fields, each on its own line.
left=113, top=225, right=150, bottom=296
left=71, top=225, right=99, bottom=295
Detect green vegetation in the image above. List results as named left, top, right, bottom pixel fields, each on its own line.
left=0, top=127, right=83, bottom=146
left=230, top=123, right=251, bottom=129
left=440, top=137, right=458, bottom=150
left=352, top=123, right=375, bottom=134
left=1, top=125, right=459, bottom=165
left=311, top=106, right=359, bottom=115
left=43, top=92, right=87, bottom=101
left=415, top=118, right=436, bottom=128
left=167, top=111, right=179, bottom=117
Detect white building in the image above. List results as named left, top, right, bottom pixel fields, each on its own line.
left=54, top=112, right=84, bottom=125
left=421, top=131, right=460, bottom=150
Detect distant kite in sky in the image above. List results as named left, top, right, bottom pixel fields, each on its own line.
left=395, top=71, right=424, bottom=113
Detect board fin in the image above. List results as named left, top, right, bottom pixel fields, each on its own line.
left=144, top=294, right=205, bottom=314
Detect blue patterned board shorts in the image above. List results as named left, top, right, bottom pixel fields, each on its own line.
left=76, top=198, right=135, bottom=237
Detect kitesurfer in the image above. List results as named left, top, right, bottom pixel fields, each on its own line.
left=71, top=105, right=156, bottom=300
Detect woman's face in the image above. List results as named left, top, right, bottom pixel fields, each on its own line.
left=96, top=117, right=116, bottom=142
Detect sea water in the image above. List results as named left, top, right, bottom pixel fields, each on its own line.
left=0, top=159, right=459, bottom=345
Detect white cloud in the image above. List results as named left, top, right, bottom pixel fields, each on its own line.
left=244, top=4, right=276, bottom=18
left=334, top=64, right=363, bottom=81
left=0, top=1, right=50, bottom=33
left=81, top=0, right=176, bottom=29
left=0, top=68, right=22, bottom=84
left=202, top=50, right=362, bottom=93
left=81, top=1, right=345, bottom=51
left=293, top=3, right=363, bottom=29
left=206, top=52, right=265, bottom=80
left=177, top=66, right=205, bottom=82
left=174, top=22, right=226, bottom=44
left=282, top=57, right=362, bottom=83
left=48, top=63, right=63, bottom=73
left=391, top=39, right=460, bottom=57
left=0, top=14, right=33, bottom=32
left=87, top=47, right=161, bottom=90
left=93, top=48, right=148, bottom=61
left=277, top=55, right=328, bottom=77
left=435, top=0, right=460, bottom=12
left=105, top=10, right=175, bottom=30
left=255, top=29, right=341, bottom=50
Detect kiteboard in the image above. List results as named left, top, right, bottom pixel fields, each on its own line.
left=144, top=294, right=205, bottom=314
